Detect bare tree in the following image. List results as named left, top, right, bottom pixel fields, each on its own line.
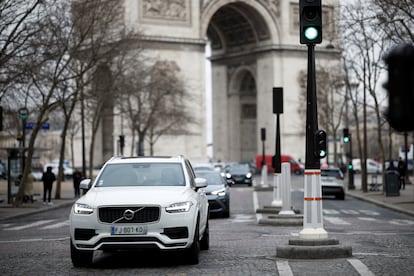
left=374, top=0, right=414, bottom=44
left=340, top=0, right=390, bottom=191
left=114, top=56, right=195, bottom=157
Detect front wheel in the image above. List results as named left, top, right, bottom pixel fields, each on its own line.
left=200, top=219, right=209, bottom=250
left=185, top=220, right=200, bottom=264
left=71, top=240, right=93, bottom=267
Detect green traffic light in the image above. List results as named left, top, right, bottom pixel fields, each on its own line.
left=319, top=150, right=327, bottom=158
left=348, top=164, right=353, bottom=170
left=304, top=27, right=319, bottom=41
left=343, top=137, right=350, bottom=143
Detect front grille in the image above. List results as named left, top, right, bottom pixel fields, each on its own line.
left=99, top=206, right=160, bottom=223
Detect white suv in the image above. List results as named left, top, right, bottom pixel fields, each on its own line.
left=69, top=156, right=209, bottom=267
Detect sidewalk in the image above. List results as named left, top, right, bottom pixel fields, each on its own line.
left=0, top=180, right=77, bottom=221
left=346, top=175, right=414, bottom=216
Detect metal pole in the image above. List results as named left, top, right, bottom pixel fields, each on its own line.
left=81, top=87, right=86, bottom=177
left=300, top=44, right=327, bottom=240
left=305, top=44, right=319, bottom=170
left=348, top=133, right=355, bottom=189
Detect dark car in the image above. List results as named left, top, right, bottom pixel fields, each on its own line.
left=196, top=170, right=230, bottom=218
left=225, top=164, right=252, bottom=186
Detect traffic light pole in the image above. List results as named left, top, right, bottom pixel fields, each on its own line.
left=299, top=43, right=328, bottom=240
left=348, top=133, right=355, bottom=190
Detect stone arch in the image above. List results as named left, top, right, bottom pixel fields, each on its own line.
left=201, top=0, right=281, bottom=46
left=204, top=1, right=277, bottom=162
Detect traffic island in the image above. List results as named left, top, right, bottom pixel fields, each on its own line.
left=276, top=238, right=352, bottom=259
left=258, top=213, right=303, bottom=226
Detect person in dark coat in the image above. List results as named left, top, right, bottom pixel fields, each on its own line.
left=397, top=158, right=406, bottom=190
left=42, top=166, right=56, bottom=205
left=72, top=169, right=83, bottom=198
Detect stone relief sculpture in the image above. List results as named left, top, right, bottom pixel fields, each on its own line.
left=142, top=0, right=188, bottom=21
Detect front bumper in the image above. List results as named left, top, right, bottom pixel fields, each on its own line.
left=70, top=208, right=197, bottom=251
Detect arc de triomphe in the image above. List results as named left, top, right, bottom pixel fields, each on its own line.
left=89, top=0, right=340, bottom=164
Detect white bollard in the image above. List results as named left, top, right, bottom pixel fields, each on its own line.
left=271, top=173, right=282, bottom=207
left=260, top=165, right=268, bottom=187
left=279, top=163, right=295, bottom=215
left=299, top=169, right=328, bottom=239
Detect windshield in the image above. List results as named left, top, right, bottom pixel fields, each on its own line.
left=195, top=172, right=223, bottom=186
left=95, top=163, right=185, bottom=187
left=228, top=164, right=249, bottom=174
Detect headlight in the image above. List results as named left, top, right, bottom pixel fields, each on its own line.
left=226, top=173, right=232, bottom=178
left=211, top=188, right=226, bottom=196
left=246, top=172, right=252, bottom=178
left=74, top=203, right=94, bottom=215
left=166, top=201, right=193, bottom=213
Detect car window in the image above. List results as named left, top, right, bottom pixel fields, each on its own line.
left=229, top=165, right=249, bottom=174
left=321, top=169, right=341, bottom=177
left=95, top=163, right=185, bottom=187
left=196, top=172, right=223, bottom=186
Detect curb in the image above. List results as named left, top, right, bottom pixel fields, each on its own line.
left=346, top=191, right=414, bottom=217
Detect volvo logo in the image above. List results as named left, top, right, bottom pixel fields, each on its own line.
left=123, top=209, right=135, bottom=221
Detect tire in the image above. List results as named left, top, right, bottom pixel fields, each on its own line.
left=186, top=220, right=200, bottom=265
left=200, top=219, right=209, bottom=251
left=70, top=240, right=93, bottom=267
left=222, top=203, right=230, bottom=218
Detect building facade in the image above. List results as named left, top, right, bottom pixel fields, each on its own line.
left=74, top=0, right=341, bottom=166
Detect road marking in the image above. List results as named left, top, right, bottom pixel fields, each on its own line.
left=347, top=259, right=375, bottom=276
left=341, top=209, right=360, bottom=215
left=389, top=219, right=414, bottom=225
left=232, top=214, right=255, bottom=223
left=323, top=209, right=340, bottom=215
left=357, top=217, right=377, bottom=221
left=359, top=210, right=380, bottom=216
left=324, top=217, right=350, bottom=225
left=253, top=191, right=263, bottom=223
left=3, top=219, right=56, bottom=231
left=40, top=220, right=69, bottom=229
left=0, top=237, right=69, bottom=244
left=276, top=260, right=294, bottom=276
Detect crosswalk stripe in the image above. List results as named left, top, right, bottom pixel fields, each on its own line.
left=3, top=219, right=56, bottom=231
left=40, top=220, right=69, bottom=230
left=347, top=259, right=375, bottom=276
left=324, top=217, right=350, bottom=225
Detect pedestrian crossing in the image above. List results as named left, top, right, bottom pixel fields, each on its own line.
left=0, top=219, right=69, bottom=231
left=323, top=209, right=414, bottom=226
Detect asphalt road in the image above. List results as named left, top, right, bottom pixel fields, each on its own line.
left=0, top=177, right=413, bottom=275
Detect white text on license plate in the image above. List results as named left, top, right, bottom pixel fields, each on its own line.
left=111, top=225, right=147, bottom=235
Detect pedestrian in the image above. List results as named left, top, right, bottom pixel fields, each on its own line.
left=24, top=171, right=35, bottom=203
left=42, top=166, right=56, bottom=205
left=72, top=169, right=83, bottom=198
left=397, top=158, right=406, bottom=190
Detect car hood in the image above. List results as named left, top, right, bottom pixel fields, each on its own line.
left=79, top=186, right=193, bottom=207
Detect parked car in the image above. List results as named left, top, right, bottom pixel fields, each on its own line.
left=195, top=170, right=230, bottom=218
left=321, top=167, right=345, bottom=200
left=69, top=155, right=209, bottom=267
left=352, top=158, right=382, bottom=174
left=225, top=163, right=252, bottom=186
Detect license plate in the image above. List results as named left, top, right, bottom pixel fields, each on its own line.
left=111, top=225, right=148, bottom=235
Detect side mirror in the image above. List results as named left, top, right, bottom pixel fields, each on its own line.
left=80, top=179, right=91, bottom=191
left=195, top=177, right=207, bottom=189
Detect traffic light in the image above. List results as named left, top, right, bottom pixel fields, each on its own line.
left=314, top=130, right=327, bottom=158
left=343, top=128, right=350, bottom=143
left=348, top=162, right=353, bottom=170
left=299, top=0, right=322, bottom=44
left=384, top=43, right=414, bottom=132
